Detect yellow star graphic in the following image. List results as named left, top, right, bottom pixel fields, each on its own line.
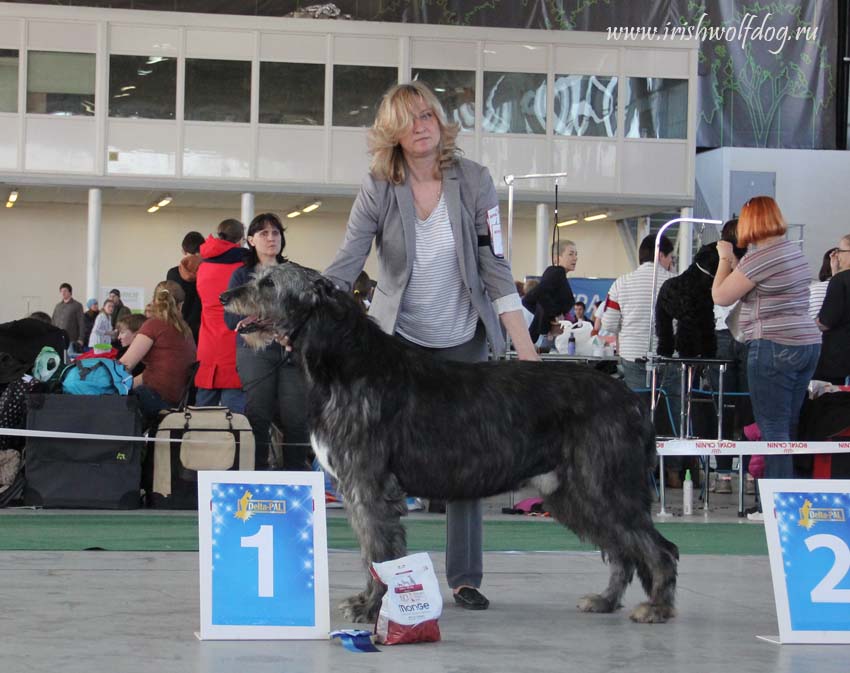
left=797, top=499, right=814, bottom=530
left=234, top=490, right=254, bottom=522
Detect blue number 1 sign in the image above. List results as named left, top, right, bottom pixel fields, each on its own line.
left=761, top=479, right=850, bottom=644
left=197, top=471, right=330, bottom=640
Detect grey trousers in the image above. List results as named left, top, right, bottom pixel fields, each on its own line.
left=236, top=345, right=311, bottom=471
left=396, top=324, right=487, bottom=590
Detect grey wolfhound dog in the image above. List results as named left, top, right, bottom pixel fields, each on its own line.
left=220, top=262, right=679, bottom=624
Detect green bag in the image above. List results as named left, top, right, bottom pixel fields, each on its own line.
left=32, top=346, right=63, bottom=383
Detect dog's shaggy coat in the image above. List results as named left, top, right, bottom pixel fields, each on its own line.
left=221, top=263, right=679, bottom=624
left=655, top=243, right=720, bottom=358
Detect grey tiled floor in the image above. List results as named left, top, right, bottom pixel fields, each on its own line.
left=2, top=486, right=847, bottom=672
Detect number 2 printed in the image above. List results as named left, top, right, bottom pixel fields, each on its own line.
left=805, top=534, right=850, bottom=604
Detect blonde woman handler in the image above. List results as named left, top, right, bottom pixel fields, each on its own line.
left=325, top=81, right=538, bottom=611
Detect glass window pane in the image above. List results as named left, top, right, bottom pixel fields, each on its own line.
left=185, top=58, right=251, bottom=123
left=109, top=55, right=176, bottom=120
left=332, top=65, right=396, bottom=127
left=625, top=78, right=688, bottom=139
left=259, top=62, right=324, bottom=125
left=553, top=75, right=618, bottom=137
left=27, top=51, right=95, bottom=116
left=411, top=68, right=476, bottom=132
left=482, top=72, right=546, bottom=134
left=0, top=49, right=18, bottom=113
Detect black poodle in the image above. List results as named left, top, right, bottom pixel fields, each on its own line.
left=655, top=221, right=745, bottom=358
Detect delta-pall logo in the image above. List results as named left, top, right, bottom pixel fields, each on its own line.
left=234, top=489, right=287, bottom=522
left=797, top=499, right=846, bottom=530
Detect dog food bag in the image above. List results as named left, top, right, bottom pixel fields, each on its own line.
left=370, top=552, right=442, bottom=645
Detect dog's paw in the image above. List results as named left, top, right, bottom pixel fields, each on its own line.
left=577, top=593, right=620, bottom=613
left=339, top=593, right=377, bottom=623
left=629, top=602, right=676, bottom=623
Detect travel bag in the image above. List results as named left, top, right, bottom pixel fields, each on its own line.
left=148, top=406, right=254, bottom=509
left=23, top=393, right=143, bottom=509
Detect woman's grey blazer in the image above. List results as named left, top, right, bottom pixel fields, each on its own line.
left=324, top=157, right=520, bottom=355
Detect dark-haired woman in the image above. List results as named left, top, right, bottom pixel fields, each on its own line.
left=225, top=213, right=310, bottom=471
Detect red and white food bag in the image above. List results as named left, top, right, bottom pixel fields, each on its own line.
left=370, top=552, right=443, bottom=645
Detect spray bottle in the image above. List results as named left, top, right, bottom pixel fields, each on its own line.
left=683, top=469, right=693, bottom=516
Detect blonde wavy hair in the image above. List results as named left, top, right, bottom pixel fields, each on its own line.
left=150, top=280, right=191, bottom=338
left=368, top=81, right=461, bottom=184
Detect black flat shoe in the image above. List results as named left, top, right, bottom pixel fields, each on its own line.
left=453, top=587, right=490, bottom=610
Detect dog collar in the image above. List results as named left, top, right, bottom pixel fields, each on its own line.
left=695, top=261, right=715, bottom=278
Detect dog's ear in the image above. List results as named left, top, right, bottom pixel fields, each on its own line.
left=312, top=276, right=338, bottom=303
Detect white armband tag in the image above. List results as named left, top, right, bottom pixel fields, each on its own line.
left=486, top=206, right=504, bottom=258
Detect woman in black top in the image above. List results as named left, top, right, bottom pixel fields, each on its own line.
left=815, top=234, right=850, bottom=384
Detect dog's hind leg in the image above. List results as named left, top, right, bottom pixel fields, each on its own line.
left=576, top=555, right=634, bottom=614
left=337, top=473, right=408, bottom=624
left=629, top=528, right=679, bottom=623
left=543, top=491, right=633, bottom=613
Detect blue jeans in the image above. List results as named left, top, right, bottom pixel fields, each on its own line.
left=195, top=387, right=246, bottom=414
left=747, top=339, right=820, bottom=479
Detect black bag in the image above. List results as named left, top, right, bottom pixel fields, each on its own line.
left=147, top=406, right=255, bottom=509
left=24, top=394, right=143, bottom=509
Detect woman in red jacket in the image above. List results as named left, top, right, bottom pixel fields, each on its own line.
left=194, top=218, right=246, bottom=411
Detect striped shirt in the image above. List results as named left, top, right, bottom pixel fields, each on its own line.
left=736, top=240, right=821, bottom=345
left=808, top=280, right=829, bottom=322
left=600, top=262, right=675, bottom=361
left=395, top=194, right=479, bottom=348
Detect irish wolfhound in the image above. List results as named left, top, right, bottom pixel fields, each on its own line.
left=220, top=263, right=678, bottom=624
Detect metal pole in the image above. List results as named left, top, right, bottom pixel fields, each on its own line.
left=86, top=187, right=102, bottom=306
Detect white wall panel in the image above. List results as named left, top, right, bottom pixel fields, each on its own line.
left=554, top=46, right=618, bottom=75
left=552, top=138, right=617, bottom=192
left=411, top=39, right=477, bottom=69
left=186, top=29, right=254, bottom=60
left=483, top=42, right=547, bottom=72
left=329, top=129, right=369, bottom=183
left=621, top=141, right=689, bottom=195
left=333, top=35, right=397, bottom=66
left=0, top=115, right=17, bottom=168
left=622, top=49, right=690, bottom=78
left=260, top=33, right=326, bottom=63
left=0, top=18, right=20, bottom=46
left=25, top=117, right=96, bottom=172
left=109, top=25, right=180, bottom=56
left=257, top=126, right=325, bottom=182
left=183, top=123, right=252, bottom=178
left=28, top=21, right=97, bottom=51
left=107, top=119, right=177, bottom=175
left=480, top=136, right=550, bottom=191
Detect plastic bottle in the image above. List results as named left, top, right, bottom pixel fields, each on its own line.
left=683, top=469, right=693, bottom=515
left=567, top=332, right=576, bottom=355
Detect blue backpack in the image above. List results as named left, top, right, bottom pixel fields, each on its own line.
left=60, top=358, right=133, bottom=395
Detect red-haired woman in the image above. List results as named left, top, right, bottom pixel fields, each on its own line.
left=712, top=196, right=821, bottom=517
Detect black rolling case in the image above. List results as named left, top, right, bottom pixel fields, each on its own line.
left=23, top=394, right=143, bottom=509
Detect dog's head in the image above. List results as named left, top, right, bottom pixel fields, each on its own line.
left=220, top=262, right=337, bottom=349
left=693, top=243, right=720, bottom=276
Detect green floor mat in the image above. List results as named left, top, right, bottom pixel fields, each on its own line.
left=0, top=514, right=767, bottom=555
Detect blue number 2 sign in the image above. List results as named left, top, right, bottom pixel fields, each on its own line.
left=198, top=471, right=330, bottom=640
left=762, top=480, right=850, bottom=644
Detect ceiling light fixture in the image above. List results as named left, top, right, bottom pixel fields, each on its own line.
left=147, top=205, right=160, bottom=213
left=4, top=201, right=13, bottom=208
left=556, top=218, right=578, bottom=227
left=8, top=189, right=18, bottom=203
left=583, top=212, right=608, bottom=222
left=286, top=210, right=301, bottom=219
left=156, top=195, right=173, bottom=207
left=301, top=200, right=321, bottom=213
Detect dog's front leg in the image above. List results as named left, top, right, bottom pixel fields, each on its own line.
left=338, top=474, right=408, bottom=624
